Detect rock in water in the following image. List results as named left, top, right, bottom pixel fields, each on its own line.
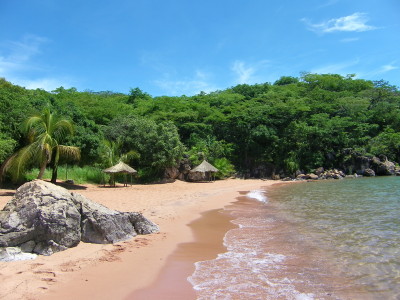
left=0, top=180, right=159, bottom=258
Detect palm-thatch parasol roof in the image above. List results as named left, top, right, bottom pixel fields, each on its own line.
left=103, top=161, right=137, bottom=174
left=190, top=160, right=219, bottom=173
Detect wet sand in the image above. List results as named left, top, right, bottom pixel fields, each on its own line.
left=129, top=208, right=236, bottom=299
left=0, top=179, right=278, bottom=300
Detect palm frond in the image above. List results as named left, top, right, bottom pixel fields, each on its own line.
left=57, top=145, right=81, bottom=162
left=52, top=119, right=74, bottom=141
left=2, top=143, right=38, bottom=182
left=120, top=150, right=140, bottom=163
left=23, top=116, right=46, bottom=137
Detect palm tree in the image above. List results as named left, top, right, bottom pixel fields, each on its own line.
left=1, top=108, right=80, bottom=183
left=101, top=138, right=139, bottom=167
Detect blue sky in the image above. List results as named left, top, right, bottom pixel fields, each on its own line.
left=0, top=0, right=399, bottom=96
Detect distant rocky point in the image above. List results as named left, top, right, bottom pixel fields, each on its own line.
left=0, top=180, right=159, bottom=261
left=281, top=152, right=399, bottom=181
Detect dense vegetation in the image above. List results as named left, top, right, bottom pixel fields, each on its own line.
left=1, top=73, right=399, bottom=183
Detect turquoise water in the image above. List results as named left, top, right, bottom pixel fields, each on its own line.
left=189, top=177, right=400, bottom=299
left=266, top=177, right=400, bottom=299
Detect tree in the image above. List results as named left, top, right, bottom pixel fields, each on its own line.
left=274, top=76, right=299, bottom=86
left=127, top=87, right=151, bottom=104
left=369, top=127, right=400, bottom=162
left=104, top=115, right=184, bottom=179
left=2, top=108, right=80, bottom=183
left=100, top=138, right=140, bottom=168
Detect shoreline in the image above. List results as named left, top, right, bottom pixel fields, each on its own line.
left=0, top=179, right=279, bottom=300
left=130, top=207, right=237, bottom=299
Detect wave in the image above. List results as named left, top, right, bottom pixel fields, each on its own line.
left=246, top=190, right=267, bottom=203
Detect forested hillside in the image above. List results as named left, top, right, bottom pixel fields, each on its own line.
left=1, top=73, right=399, bottom=183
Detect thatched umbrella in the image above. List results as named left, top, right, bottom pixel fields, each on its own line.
left=190, top=160, right=219, bottom=181
left=103, top=161, right=137, bottom=186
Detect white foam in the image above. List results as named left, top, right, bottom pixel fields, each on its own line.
left=295, top=293, right=315, bottom=300
left=188, top=191, right=318, bottom=300
left=246, top=190, right=267, bottom=202
left=0, top=247, right=37, bottom=262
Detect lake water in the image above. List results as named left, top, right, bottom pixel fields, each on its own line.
left=188, top=177, right=400, bottom=299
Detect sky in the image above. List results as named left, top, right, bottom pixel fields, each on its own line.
left=0, top=0, right=399, bottom=96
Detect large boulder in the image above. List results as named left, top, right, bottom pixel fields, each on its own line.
left=342, top=149, right=396, bottom=176
left=0, top=180, right=82, bottom=255
left=371, top=155, right=396, bottom=175
left=363, top=168, right=376, bottom=177
left=164, top=167, right=180, bottom=180
left=0, top=180, right=159, bottom=257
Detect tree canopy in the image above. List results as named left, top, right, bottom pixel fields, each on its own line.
left=1, top=73, right=399, bottom=182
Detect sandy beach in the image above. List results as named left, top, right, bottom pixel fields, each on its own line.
left=0, top=179, right=279, bottom=300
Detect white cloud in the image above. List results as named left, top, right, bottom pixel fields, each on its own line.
left=231, top=61, right=255, bottom=84
left=154, top=70, right=219, bottom=96
left=231, top=60, right=269, bottom=84
left=11, top=78, right=71, bottom=91
left=0, top=35, right=73, bottom=91
left=317, top=0, right=340, bottom=9
left=311, top=59, right=360, bottom=74
left=379, top=64, right=398, bottom=73
left=303, top=13, right=377, bottom=34
left=340, top=37, right=360, bottom=43
left=0, top=35, right=47, bottom=74
left=358, top=62, right=398, bottom=79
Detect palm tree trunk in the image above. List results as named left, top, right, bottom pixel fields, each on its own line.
left=51, top=165, right=58, bottom=183
left=38, top=149, right=51, bottom=180
left=37, top=161, right=47, bottom=179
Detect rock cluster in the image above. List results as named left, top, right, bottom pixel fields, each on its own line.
left=164, top=156, right=192, bottom=181
left=396, top=166, right=400, bottom=176
left=0, top=180, right=159, bottom=260
left=279, top=151, right=399, bottom=181
left=342, top=150, right=396, bottom=176
left=291, top=168, right=347, bottom=181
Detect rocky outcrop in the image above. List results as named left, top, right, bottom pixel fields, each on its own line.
left=363, top=168, right=376, bottom=177
left=163, top=156, right=192, bottom=181
left=0, top=180, right=159, bottom=258
left=342, top=150, right=396, bottom=176
left=292, top=168, right=346, bottom=181
left=371, top=156, right=395, bottom=175
left=396, top=166, right=400, bottom=176
left=164, top=167, right=180, bottom=180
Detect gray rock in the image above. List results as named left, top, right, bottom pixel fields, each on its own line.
left=342, top=149, right=396, bottom=176
left=363, top=168, right=376, bottom=177
left=72, top=193, right=138, bottom=244
left=0, top=180, right=159, bottom=257
left=314, top=167, right=324, bottom=176
left=33, top=240, right=68, bottom=256
left=296, top=174, right=309, bottom=180
left=0, top=180, right=81, bottom=252
left=373, top=158, right=395, bottom=175
left=164, top=167, right=180, bottom=180
left=20, top=240, right=36, bottom=253
left=308, top=173, right=319, bottom=180
left=271, top=174, right=281, bottom=180
left=282, top=177, right=292, bottom=181
left=127, top=212, right=160, bottom=234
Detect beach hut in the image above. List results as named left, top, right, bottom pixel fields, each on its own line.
left=103, top=161, right=137, bottom=186
left=190, top=160, right=219, bottom=181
